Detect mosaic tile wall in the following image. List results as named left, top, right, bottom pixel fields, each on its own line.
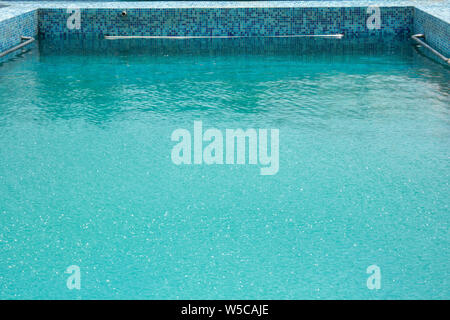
left=0, top=10, right=37, bottom=53
left=0, top=2, right=448, bottom=61
left=414, top=7, right=450, bottom=57
left=38, top=6, right=413, bottom=39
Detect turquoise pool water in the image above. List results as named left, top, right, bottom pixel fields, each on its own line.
left=0, top=37, right=448, bottom=299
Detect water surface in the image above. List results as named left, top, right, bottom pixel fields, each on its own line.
left=0, top=37, right=449, bottom=299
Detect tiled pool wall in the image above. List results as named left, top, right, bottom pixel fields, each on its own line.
left=0, top=10, right=37, bottom=53
left=414, top=7, right=450, bottom=57
left=38, top=7, right=413, bottom=39
left=0, top=4, right=449, bottom=59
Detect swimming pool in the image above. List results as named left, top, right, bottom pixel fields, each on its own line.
left=0, top=35, right=448, bottom=299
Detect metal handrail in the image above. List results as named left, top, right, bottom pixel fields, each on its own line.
left=0, top=36, right=35, bottom=58
left=411, top=34, right=449, bottom=64
left=105, top=34, right=344, bottom=40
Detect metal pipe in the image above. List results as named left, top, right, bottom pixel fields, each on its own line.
left=411, top=34, right=449, bottom=64
left=105, top=34, right=344, bottom=40
left=0, top=36, right=35, bottom=58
